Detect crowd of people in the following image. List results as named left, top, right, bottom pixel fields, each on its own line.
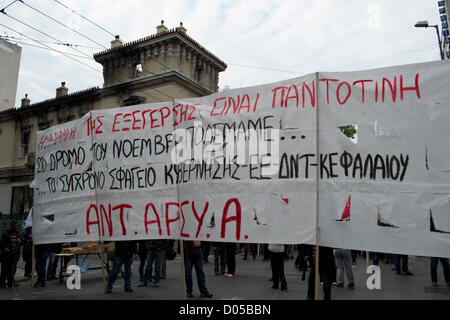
left=1, top=221, right=449, bottom=299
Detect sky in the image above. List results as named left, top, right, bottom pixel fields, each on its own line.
left=0, top=0, right=446, bottom=108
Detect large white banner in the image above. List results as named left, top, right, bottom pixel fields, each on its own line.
left=33, top=61, right=450, bottom=257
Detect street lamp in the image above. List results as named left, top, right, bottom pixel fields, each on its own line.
left=415, top=20, right=445, bottom=60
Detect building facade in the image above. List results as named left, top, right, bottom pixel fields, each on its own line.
left=0, top=22, right=226, bottom=221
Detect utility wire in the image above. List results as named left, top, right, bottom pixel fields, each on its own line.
left=0, top=0, right=18, bottom=12
left=19, top=0, right=108, bottom=49
left=228, top=63, right=305, bottom=75
left=0, top=37, right=93, bottom=59
left=0, top=34, right=102, bottom=49
left=53, top=0, right=115, bottom=37
left=1, top=10, right=93, bottom=59
left=0, top=22, right=101, bottom=72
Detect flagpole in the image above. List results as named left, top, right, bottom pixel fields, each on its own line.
left=314, top=72, right=320, bottom=300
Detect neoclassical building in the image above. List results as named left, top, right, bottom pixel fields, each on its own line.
left=0, top=21, right=227, bottom=220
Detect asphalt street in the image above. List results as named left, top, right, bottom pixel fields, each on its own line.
left=1, top=250, right=449, bottom=300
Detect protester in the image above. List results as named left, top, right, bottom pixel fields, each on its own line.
left=137, top=240, right=148, bottom=282
left=243, top=243, right=257, bottom=260
left=106, top=240, right=136, bottom=293
left=138, top=239, right=169, bottom=287
left=430, top=256, right=450, bottom=287
left=201, top=241, right=211, bottom=263
left=46, top=243, right=62, bottom=281
left=224, top=242, right=237, bottom=277
left=0, top=221, right=21, bottom=288
left=22, top=227, right=33, bottom=278
left=34, top=243, right=51, bottom=287
left=295, top=244, right=307, bottom=271
left=183, top=241, right=213, bottom=298
left=393, top=254, right=413, bottom=275
left=212, top=241, right=226, bottom=275
left=334, top=248, right=355, bottom=289
left=268, top=243, right=288, bottom=292
left=305, top=245, right=336, bottom=300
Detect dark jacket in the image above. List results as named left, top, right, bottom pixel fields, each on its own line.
left=2, top=229, right=20, bottom=258
left=305, top=245, right=336, bottom=280
left=146, top=239, right=170, bottom=251
left=22, top=232, right=33, bottom=261
left=138, top=240, right=149, bottom=257
left=114, top=241, right=137, bottom=258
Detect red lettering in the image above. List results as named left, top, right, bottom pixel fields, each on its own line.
left=86, top=204, right=100, bottom=236
left=353, top=80, right=372, bottom=103
left=239, top=95, right=251, bottom=113
left=382, top=77, right=397, bottom=103
left=319, top=79, right=338, bottom=104
left=211, top=97, right=225, bottom=116
left=271, top=86, right=288, bottom=108
left=160, top=106, right=171, bottom=127
left=285, top=84, right=299, bottom=108
left=112, top=204, right=131, bottom=236
left=192, top=201, right=209, bottom=238
left=112, top=113, right=122, bottom=132
left=144, top=203, right=162, bottom=236
left=302, top=81, right=315, bottom=108
left=165, top=202, right=180, bottom=237
left=188, top=104, right=198, bottom=120
left=253, top=93, right=260, bottom=112
left=400, top=73, right=421, bottom=100
left=150, top=109, right=160, bottom=128
left=336, top=81, right=351, bottom=105
left=100, top=204, right=113, bottom=237
left=179, top=200, right=190, bottom=238
left=220, top=198, right=242, bottom=241
left=132, top=110, right=142, bottom=130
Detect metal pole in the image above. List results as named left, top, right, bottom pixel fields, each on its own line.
left=314, top=72, right=320, bottom=300
left=433, top=25, right=445, bottom=60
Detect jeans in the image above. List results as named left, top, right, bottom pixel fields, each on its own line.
left=143, top=249, right=163, bottom=284
left=370, top=252, right=380, bottom=266
left=335, top=249, right=355, bottom=284
left=213, top=246, right=226, bottom=274
left=393, top=255, right=409, bottom=273
left=244, top=244, right=257, bottom=260
left=226, top=244, right=236, bottom=275
left=36, top=250, right=49, bottom=284
left=184, top=247, right=208, bottom=294
left=430, top=257, right=449, bottom=284
left=138, top=254, right=147, bottom=282
left=107, top=255, right=132, bottom=288
left=270, top=252, right=287, bottom=290
left=0, top=254, right=18, bottom=287
left=307, top=267, right=332, bottom=300
left=46, top=254, right=59, bottom=280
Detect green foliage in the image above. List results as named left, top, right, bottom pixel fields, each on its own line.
left=339, top=125, right=357, bottom=139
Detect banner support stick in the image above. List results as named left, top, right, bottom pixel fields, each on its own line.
left=314, top=71, right=320, bottom=301
left=31, top=244, right=35, bottom=287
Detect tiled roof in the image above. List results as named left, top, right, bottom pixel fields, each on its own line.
left=27, top=86, right=100, bottom=108
left=93, top=29, right=227, bottom=69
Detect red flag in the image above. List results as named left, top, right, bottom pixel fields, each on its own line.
left=337, top=196, right=351, bottom=221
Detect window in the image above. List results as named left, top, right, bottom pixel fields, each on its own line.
left=19, top=129, right=30, bottom=158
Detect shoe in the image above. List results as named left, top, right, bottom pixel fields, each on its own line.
left=106, top=287, right=112, bottom=293
left=51, top=277, right=58, bottom=280
left=332, top=282, right=337, bottom=287
left=138, top=282, right=147, bottom=287
left=124, top=287, right=133, bottom=292
left=186, top=293, right=194, bottom=298
left=432, top=282, right=439, bottom=287
left=226, top=273, right=234, bottom=278
left=153, top=282, right=160, bottom=287
left=403, top=271, right=413, bottom=276
left=1, top=284, right=7, bottom=289
left=348, top=283, right=355, bottom=289
left=396, top=270, right=401, bottom=275
left=215, top=272, right=220, bottom=276
left=281, top=287, right=288, bottom=292
left=337, top=283, right=344, bottom=288
left=24, top=274, right=31, bottom=278
left=34, top=282, right=45, bottom=287
left=272, top=285, right=279, bottom=290
left=160, top=275, right=166, bottom=280
left=200, top=291, right=213, bottom=298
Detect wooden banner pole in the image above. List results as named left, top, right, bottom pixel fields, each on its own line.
left=180, top=240, right=187, bottom=300
left=314, top=71, right=320, bottom=301
left=31, top=244, right=35, bottom=287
